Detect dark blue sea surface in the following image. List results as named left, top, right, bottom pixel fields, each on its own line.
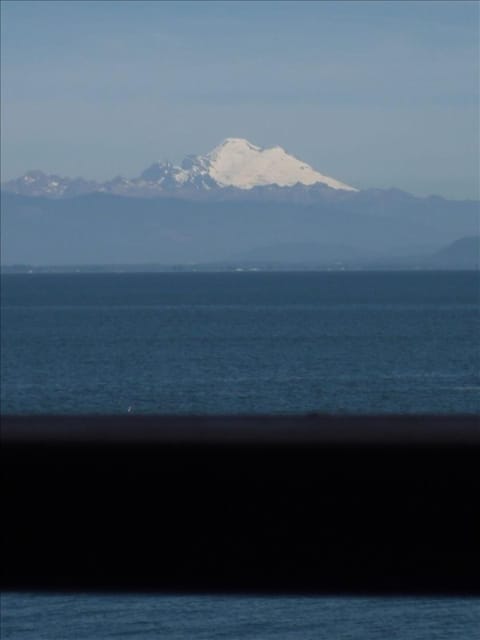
left=1, top=271, right=479, bottom=414
left=1, top=593, right=479, bottom=640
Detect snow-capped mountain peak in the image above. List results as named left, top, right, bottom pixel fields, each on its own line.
left=190, top=137, right=357, bottom=191
left=210, top=137, right=263, bottom=154
left=2, top=138, right=358, bottom=198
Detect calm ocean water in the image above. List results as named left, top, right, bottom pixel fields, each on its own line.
left=1, top=594, right=479, bottom=640
left=2, top=271, right=479, bottom=637
left=1, top=271, right=479, bottom=414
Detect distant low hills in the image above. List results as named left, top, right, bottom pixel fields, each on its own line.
left=227, top=242, right=380, bottom=266
left=215, top=237, right=480, bottom=270
left=425, top=236, right=480, bottom=270
left=1, top=189, right=478, bottom=269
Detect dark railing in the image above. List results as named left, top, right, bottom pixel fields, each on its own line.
left=2, top=414, right=479, bottom=594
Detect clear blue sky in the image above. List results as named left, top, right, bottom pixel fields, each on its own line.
left=1, top=0, right=478, bottom=198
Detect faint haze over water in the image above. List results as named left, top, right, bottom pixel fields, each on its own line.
left=1, top=0, right=479, bottom=199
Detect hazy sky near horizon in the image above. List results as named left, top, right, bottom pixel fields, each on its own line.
left=1, top=0, right=478, bottom=198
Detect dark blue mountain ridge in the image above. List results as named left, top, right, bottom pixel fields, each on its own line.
left=425, top=235, right=479, bottom=269
left=1, top=189, right=478, bottom=267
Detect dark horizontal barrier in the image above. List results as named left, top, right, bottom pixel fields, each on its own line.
left=2, top=414, right=480, bottom=594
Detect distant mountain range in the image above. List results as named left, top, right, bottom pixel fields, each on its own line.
left=1, top=138, right=479, bottom=268
left=2, top=138, right=358, bottom=199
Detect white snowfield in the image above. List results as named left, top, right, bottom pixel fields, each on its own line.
left=188, top=138, right=358, bottom=191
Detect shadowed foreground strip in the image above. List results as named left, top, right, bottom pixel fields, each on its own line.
left=2, top=414, right=479, bottom=594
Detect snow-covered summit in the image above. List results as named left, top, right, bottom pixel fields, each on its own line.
left=2, top=138, right=358, bottom=198
left=189, top=138, right=357, bottom=191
